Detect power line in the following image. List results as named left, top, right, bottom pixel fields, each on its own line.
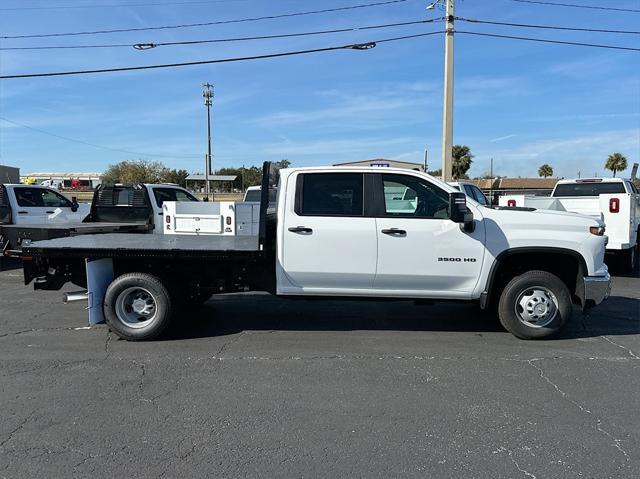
left=0, top=32, right=441, bottom=80
left=0, top=0, right=250, bottom=11
left=509, top=0, right=640, bottom=13
left=456, top=17, right=640, bottom=35
left=0, top=117, right=201, bottom=158
left=457, top=31, right=640, bottom=51
left=0, top=19, right=442, bottom=51
left=1, top=0, right=410, bottom=39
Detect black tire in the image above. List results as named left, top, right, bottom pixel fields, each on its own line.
left=103, top=273, right=173, bottom=341
left=619, top=244, right=638, bottom=274
left=498, top=270, right=572, bottom=340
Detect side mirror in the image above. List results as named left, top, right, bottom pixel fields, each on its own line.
left=71, top=196, right=79, bottom=212
left=449, top=192, right=475, bottom=233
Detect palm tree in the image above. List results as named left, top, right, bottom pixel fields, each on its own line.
left=538, top=164, right=553, bottom=178
left=605, top=153, right=628, bottom=177
left=452, top=145, right=474, bottom=179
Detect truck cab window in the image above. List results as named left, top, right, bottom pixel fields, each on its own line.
left=382, top=174, right=449, bottom=219
left=298, top=173, right=363, bottom=216
left=152, top=188, right=198, bottom=207
left=470, top=185, right=489, bottom=205
left=15, top=187, right=72, bottom=208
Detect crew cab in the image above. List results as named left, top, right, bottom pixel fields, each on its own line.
left=499, top=178, right=640, bottom=271
left=0, top=184, right=89, bottom=225
left=20, top=163, right=611, bottom=342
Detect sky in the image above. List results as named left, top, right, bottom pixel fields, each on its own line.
left=0, top=0, right=638, bottom=179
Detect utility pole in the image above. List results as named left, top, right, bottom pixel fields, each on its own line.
left=440, top=0, right=454, bottom=181
left=202, top=82, right=214, bottom=200
left=424, top=148, right=428, bottom=172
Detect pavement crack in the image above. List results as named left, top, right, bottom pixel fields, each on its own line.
left=526, top=358, right=629, bottom=462
left=601, top=336, right=640, bottom=360
left=0, top=412, right=34, bottom=448
left=495, top=447, right=536, bottom=479
left=103, top=330, right=112, bottom=360
left=214, top=331, right=246, bottom=358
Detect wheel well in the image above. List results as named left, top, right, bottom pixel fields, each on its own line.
left=487, top=251, right=585, bottom=306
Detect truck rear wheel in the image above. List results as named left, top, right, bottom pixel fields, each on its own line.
left=103, top=273, right=173, bottom=341
left=498, top=270, right=572, bottom=340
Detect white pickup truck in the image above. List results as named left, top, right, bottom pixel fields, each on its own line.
left=0, top=184, right=90, bottom=225
left=499, top=178, right=640, bottom=271
left=19, top=162, right=610, bottom=341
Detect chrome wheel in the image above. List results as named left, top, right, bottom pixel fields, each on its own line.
left=114, top=287, right=157, bottom=329
left=514, top=286, right=558, bottom=328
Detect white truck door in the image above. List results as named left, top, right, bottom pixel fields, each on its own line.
left=373, top=173, right=485, bottom=296
left=10, top=187, right=50, bottom=224
left=280, top=172, right=377, bottom=291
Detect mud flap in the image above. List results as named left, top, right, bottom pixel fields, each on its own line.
left=86, top=258, right=113, bottom=325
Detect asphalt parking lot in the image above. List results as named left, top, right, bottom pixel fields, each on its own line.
left=1, top=264, right=638, bottom=478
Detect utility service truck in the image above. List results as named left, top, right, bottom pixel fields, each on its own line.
left=499, top=178, right=640, bottom=271
left=1, top=183, right=198, bottom=253
left=19, top=163, right=611, bottom=342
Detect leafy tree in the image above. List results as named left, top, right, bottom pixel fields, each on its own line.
left=101, top=160, right=169, bottom=184
left=162, top=169, right=189, bottom=187
left=605, top=152, right=628, bottom=177
left=452, top=145, right=473, bottom=180
left=216, top=166, right=262, bottom=190
left=538, top=164, right=554, bottom=178
left=427, top=168, right=442, bottom=177
left=274, top=159, right=291, bottom=169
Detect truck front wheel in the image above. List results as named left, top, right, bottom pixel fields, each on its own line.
left=104, top=273, right=173, bottom=341
left=498, top=270, right=572, bottom=339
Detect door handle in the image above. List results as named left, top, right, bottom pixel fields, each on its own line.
left=46, top=211, right=55, bottom=214
left=18, top=211, right=28, bottom=215
left=288, top=226, right=313, bottom=234
left=381, top=228, right=406, bottom=236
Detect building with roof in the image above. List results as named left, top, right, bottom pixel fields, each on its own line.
left=333, top=159, right=425, bottom=171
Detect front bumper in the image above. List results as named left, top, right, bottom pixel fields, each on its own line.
left=583, top=273, right=611, bottom=306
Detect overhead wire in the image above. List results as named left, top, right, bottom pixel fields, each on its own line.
left=0, top=117, right=201, bottom=158
left=0, top=32, right=441, bottom=79
left=457, top=31, right=640, bottom=51
left=0, top=19, right=443, bottom=51
left=508, top=0, right=640, bottom=13
left=0, top=0, right=251, bottom=11
left=456, top=17, right=640, bottom=35
left=1, top=0, right=411, bottom=39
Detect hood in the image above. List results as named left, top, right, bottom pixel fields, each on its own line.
left=482, top=205, right=604, bottom=228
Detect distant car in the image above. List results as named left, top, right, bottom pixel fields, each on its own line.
left=448, top=181, right=490, bottom=206
left=243, top=186, right=277, bottom=203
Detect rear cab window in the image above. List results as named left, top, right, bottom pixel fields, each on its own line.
left=553, top=182, right=626, bottom=197
left=296, top=173, right=363, bottom=216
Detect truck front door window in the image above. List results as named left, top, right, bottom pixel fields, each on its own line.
left=382, top=174, right=448, bottom=218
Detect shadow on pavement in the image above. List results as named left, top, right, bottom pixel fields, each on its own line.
left=162, top=294, right=639, bottom=341
left=0, top=257, right=21, bottom=272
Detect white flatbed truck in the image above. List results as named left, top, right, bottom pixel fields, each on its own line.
left=19, top=162, right=611, bottom=341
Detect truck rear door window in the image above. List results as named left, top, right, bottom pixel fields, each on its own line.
left=553, top=183, right=626, bottom=196
left=298, top=173, right=363, bottom=216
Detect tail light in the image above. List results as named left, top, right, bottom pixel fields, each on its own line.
left=226, top=216, right=232, bottom=225
left=507, top=199, right=516, bottom=207
left=609, top=198, right=620, bottom=213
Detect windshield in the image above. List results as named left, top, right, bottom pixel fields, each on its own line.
left=553, top=182, right=626, bottom=197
